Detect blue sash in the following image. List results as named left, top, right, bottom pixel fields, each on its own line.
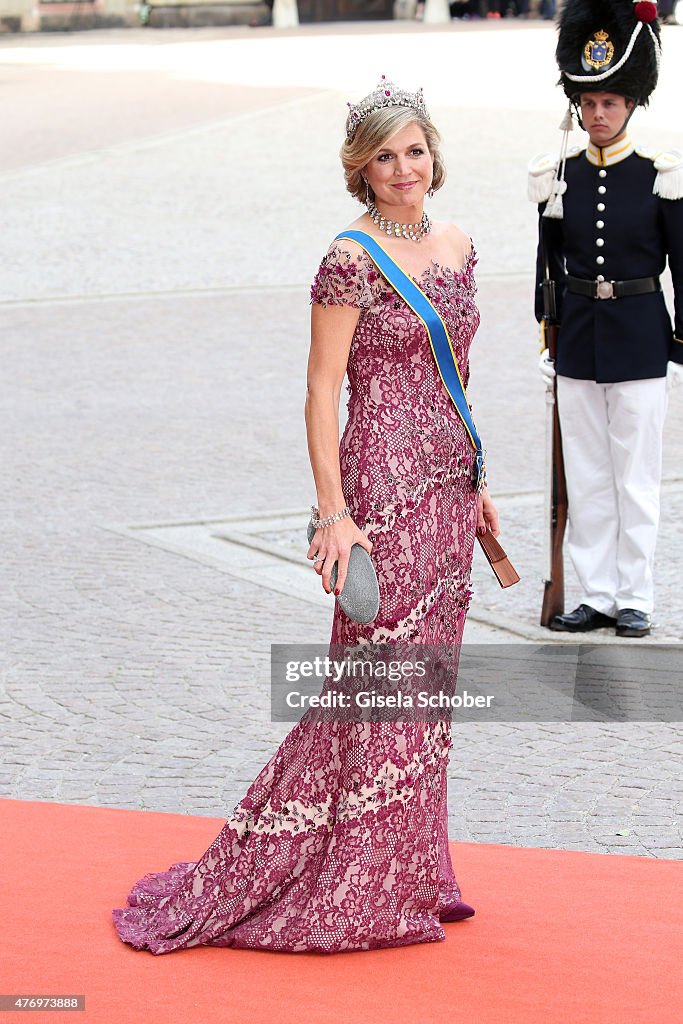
left=335, top=229, right=486, bottom=493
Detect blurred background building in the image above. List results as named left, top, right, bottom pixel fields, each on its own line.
left=0, top=0, right=568, bottom=35
left=0, top=0, right=678, bottom=48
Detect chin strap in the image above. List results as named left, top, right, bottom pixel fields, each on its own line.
left=602, top=100, right=639, bottom=146
left=572, top=94, right=638, bottom=150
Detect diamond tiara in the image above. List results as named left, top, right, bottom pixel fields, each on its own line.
left=345, top=75, right=429, bottom=142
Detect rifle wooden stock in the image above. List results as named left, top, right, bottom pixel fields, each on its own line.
left=539, top=216, right=568, bottom=628
left=540, top=319, right=568, bottom=627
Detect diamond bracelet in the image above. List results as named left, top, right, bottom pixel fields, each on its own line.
left=310, top=505, right=351, bottom=529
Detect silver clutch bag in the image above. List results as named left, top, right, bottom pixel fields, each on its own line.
left=307, top=518, right=380, bottom=625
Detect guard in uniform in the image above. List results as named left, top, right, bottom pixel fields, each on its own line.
left=529, top=0, right=683, bottom=636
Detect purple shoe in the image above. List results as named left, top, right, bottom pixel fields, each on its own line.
left=441, top=900, right=475, bottom=922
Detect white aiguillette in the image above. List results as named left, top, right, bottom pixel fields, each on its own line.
left=307, top=518, right=380, bottom=625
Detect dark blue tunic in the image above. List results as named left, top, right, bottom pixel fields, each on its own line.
left=535, top=148, right=683, bottom=383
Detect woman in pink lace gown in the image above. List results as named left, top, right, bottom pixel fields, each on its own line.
left=112, top=80, right=498, bottom=956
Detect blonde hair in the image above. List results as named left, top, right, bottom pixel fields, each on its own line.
left=340, top=106, right=446, bottom=205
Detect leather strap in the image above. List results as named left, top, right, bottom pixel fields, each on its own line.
left=566, top=275, right=661, bottom=299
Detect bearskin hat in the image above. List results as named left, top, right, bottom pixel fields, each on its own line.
left=556, top=0, right=661, bottom=105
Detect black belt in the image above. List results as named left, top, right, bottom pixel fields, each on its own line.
left=566, top=275, right=661, bottom=300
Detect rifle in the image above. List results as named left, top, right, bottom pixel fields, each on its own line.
left=539, top=220, right=568, bottom=627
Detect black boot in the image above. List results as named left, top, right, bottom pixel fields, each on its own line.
left=616, top=608, right=652, bottom=638
left=549, top=603, right=617, bottom=633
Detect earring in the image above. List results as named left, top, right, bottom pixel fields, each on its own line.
left=364, top=177, right=371, bottom=206
left=427, top=185, right=434, bottom=199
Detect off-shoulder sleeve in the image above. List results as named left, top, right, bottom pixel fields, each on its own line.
left=310, top=242, right=376, bottom=310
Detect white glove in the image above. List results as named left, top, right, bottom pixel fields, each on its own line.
left=539, top=348, right=556, bottom=384
left=666, top=362, right=683, bottom=392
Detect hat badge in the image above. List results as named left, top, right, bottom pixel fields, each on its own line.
left=582, top=30, right=615, bottom=71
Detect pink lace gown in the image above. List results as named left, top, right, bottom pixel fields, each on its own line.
left=111, top=239, right=481, bottom=955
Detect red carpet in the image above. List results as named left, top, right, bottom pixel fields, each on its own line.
left=1, top=798, right=680, bottom=1024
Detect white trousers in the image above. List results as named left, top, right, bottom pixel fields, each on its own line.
left=556, top=375, right=668, bottom=616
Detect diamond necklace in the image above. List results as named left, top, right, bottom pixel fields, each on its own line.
left=367, top=201, right=431, bottom=243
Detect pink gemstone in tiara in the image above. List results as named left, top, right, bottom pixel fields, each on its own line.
left=344, top=77, right=429, bottom=142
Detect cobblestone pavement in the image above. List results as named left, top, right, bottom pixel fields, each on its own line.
left=1, top=24, right=682, bottom=859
